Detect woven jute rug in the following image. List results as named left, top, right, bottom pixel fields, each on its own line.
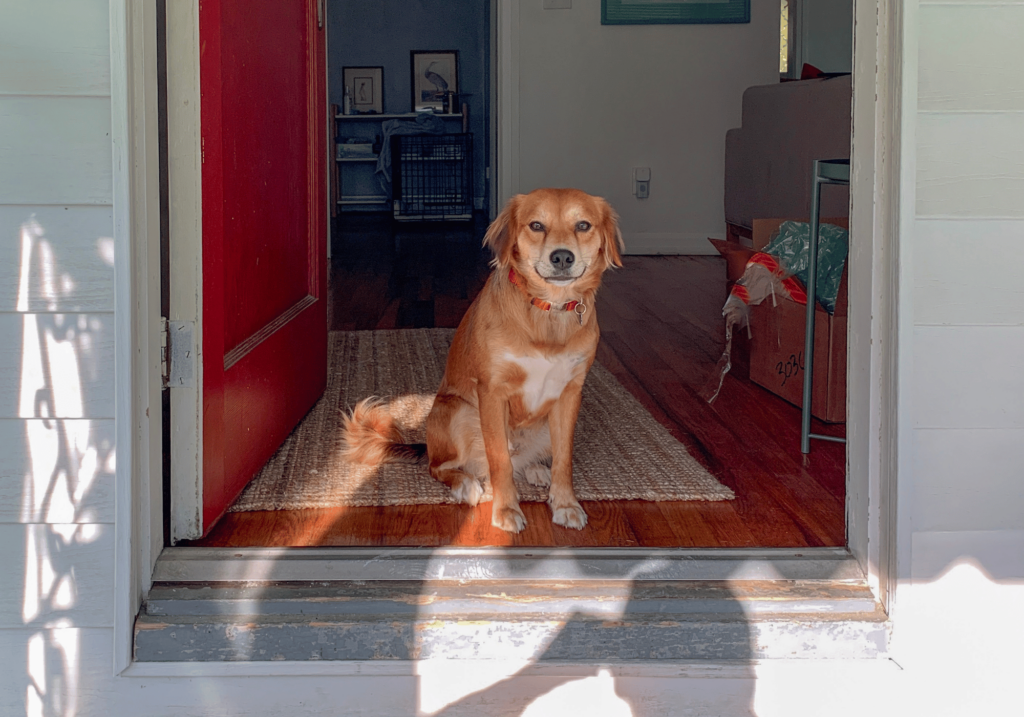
left=229, top=329, right=733, bottom=512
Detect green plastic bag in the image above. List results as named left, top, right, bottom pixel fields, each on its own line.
left=762, top=221, right=849, bottom=314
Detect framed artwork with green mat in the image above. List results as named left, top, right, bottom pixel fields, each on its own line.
left=601, top=0, right=750, bottom=25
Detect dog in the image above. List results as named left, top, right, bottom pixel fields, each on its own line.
left=343, top=188, right=623, bottom=532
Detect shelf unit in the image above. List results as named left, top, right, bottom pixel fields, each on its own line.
left=334, top=112, right=467, bottom=212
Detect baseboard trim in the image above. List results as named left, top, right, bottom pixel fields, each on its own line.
left=622, top=232, right=722, bottom=256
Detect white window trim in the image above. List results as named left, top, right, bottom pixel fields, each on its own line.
left=111, top=0, right=904, bottom=674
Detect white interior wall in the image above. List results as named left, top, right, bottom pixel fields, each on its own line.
left=515, top=0, right=779, bottom=254
left=798, top=0, right=854, bottom=74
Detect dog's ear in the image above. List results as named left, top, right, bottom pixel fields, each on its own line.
left=482, top=194, right=523, bottom=268
left=598, top=199, right=624, bottom=269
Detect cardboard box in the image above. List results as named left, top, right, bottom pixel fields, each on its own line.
left=748, top=218, right=848, bottom=423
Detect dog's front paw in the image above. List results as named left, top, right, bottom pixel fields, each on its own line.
left=551, top=502, right=588, bottom=530
left=450, top=476, right=484, bottom=506
left=492, top=504, right=527, bottom=533
left=524, top=464, right=551, bottom=487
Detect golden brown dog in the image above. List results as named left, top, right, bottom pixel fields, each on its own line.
left=343, top=188, right=623, bottom=532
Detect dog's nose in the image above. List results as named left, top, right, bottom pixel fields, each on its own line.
left=549, top=249, right=575, bottom=270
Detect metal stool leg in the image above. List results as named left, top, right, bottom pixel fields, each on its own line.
left=801, top=159, right=850, bottom=454
left=800, top=162, right=822, bottom=454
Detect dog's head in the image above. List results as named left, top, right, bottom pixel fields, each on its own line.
left=483, top=188, right=623, bottom=297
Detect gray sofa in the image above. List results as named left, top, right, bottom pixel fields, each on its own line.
left=724, top=75, right=852, bottom=243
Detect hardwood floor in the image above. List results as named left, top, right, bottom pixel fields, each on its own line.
left=195, top=213, right=846, bottom=549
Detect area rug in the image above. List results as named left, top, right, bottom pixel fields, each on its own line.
left=229, top=329, right=734, bottom=512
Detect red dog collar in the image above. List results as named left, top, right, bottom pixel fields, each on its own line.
left=508, top=268, right=586, bottom=317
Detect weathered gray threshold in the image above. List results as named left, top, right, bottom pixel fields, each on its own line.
left=137, top=547, right=888, bottom=662
left=153, top=546, right=864, bottom=582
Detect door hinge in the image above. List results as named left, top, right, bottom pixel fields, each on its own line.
left=161, top=318, right=196, bottom=389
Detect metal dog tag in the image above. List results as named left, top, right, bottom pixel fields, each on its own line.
left=574, top=301, right=587, bottom=326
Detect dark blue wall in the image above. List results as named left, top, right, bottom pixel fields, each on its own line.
left=328, top=0, right=489, bottom=209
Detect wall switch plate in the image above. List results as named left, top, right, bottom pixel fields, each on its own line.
left=543, top=0, right=572, bottom=8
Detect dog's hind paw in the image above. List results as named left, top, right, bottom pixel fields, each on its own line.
left=451, top=477, right=484, bottom=506
left=551, top=503, right=588, bottom=530
left=492, top=504, right=527, bottom=533
left=524, top=464, right=551, bottom=487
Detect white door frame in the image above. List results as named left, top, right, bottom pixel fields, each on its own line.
left=495, top=0, right=520, bottom=211
left=164, top=0, right=204, bottom=543
left=109, top=0, right=165, bottom=675
left=846, top=0, right=902, bottom=609
left=112, top=0, right=905, bottom=671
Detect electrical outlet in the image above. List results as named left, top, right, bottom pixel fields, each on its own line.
left=634, top=167, right=651, bottom=199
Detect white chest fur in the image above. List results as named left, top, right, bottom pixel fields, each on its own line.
left=503, top=351, right=587, bottom=414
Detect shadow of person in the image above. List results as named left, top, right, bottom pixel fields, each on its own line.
left=417, top=547, right=758, bottom=717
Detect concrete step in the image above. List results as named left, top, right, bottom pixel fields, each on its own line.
left=135, top=580, right=888, bottom=662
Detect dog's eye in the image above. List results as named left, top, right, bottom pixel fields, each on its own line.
left=529, top=221, right=545, bottom=232
left=576, top=221, right=592, bottom=232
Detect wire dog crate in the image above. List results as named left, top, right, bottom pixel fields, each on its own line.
left=391, top=133, right=473, bottom=221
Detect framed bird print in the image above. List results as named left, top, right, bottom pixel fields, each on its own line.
left=411, top=50, right=458, bottom=112
left=343, top=66, right=383, bottom=113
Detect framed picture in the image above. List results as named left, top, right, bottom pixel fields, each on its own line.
left=343, top=66, right=383, bottom=113
left=602, top=0, right=749, bottom=25
left=410, top=51, right=458, bottom=112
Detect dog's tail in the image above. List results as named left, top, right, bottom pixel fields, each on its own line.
left=342, top=397, right=428, bottom=466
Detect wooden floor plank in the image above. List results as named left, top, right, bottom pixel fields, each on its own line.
left=195, top=217, right=847, bottom=549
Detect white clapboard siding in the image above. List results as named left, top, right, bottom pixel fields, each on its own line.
left=0, top=96, right=112, bottom=205
left=916, top=112, right=1024, bottom=218
left=912, top=326, right=1024, bottom=429
left=911, top=530, right=1024, bottom=582
left=0, top=524, right=113, bottom=628
left=0, top=312, right=114, bottom=420
left=0, top=419, right=115, bottom=524
left=0, top=0, right=110, bottom=97
left=913, top=219, right=1024, bottom=326
left=0, top=629, right=114, bottom=714
left=919, top=5, right=1024, bottom=112
left=913, top=429, right=1024, bottom=532
left=0, top=206, right=115, bottom=313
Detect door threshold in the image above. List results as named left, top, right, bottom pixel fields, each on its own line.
left=153, top=546, right=862, bottom=583
left=136, top=569, right=886, bottom=662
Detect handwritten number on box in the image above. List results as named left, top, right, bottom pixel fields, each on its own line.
left=776, top=351, right=805, bottom=387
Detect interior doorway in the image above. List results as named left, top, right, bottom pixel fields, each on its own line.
left=172, top=0, right=856, bottom=551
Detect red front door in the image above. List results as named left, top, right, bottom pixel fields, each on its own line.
left=199, top=0, right=328, bottom=532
